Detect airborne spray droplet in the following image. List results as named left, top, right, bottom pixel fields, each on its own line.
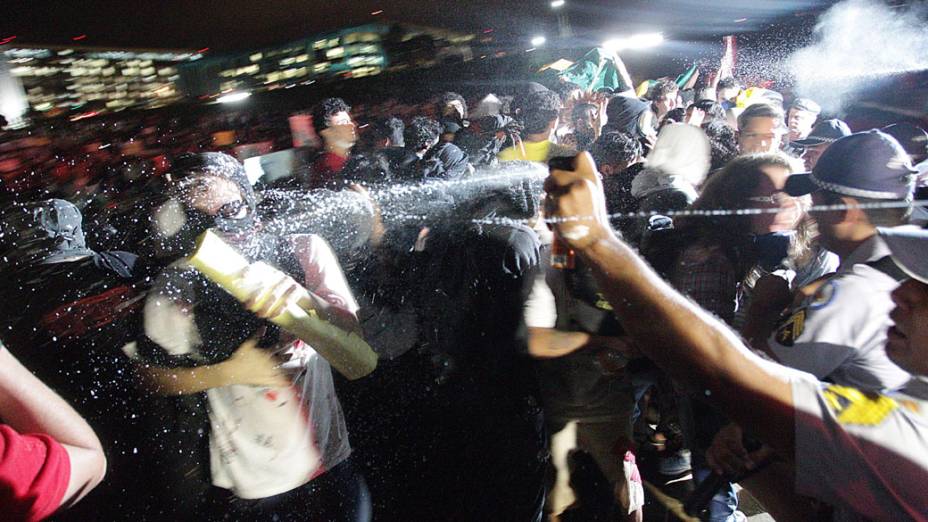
left=788, top=0, right=928, bottom=113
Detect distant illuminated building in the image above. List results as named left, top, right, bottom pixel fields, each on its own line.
left=4, top=22, right=477, bottom=115
left=179, top=23, right=475, bottom=97
left=2, top=44, right=203, bottom=114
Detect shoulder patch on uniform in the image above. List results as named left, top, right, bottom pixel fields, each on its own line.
left=822, top=385, right=898, bottom=426
left=809, top=280, right=837, bottom=310
left=775, top=309, right=806, bottom=346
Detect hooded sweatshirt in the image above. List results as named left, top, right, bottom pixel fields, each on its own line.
left=625, top=125, right=711, bottom=246
left=604, top=95, right=653, bottom=139
left=631, top=124, right=711, bottom=202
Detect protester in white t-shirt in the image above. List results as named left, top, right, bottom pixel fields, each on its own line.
left=129, top=153, right=370, bottom=521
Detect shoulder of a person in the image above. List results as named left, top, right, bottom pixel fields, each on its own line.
left=497, top=145, right=518, bottom=160
left=549, top=142, right=576, bottom=158
left=832, top=263, right=899, bottom=295
left=797, top=271, right=884, bottom=317
left=93, top=250, right=139, bottom=279
left=287, top=233, right=328, bottom=250
left=815, top=382, right=928, bottom=431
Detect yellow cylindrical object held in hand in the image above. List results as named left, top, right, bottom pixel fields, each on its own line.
left=187, top=230, right=377, bottom=380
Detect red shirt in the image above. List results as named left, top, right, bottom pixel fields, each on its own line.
left=0, top=425, right=71, bottom=522
left=308, top=152, right=348, bottom=189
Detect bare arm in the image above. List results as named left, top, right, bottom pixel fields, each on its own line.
left=136, top=338, right=289, bottom=395
left=527, top=327, right=592, bottom=358
left=242, top=269, right=361, bottom=337
left=0, top=347, right=105, bottom=510
left=527, top=327, right=636, bottom=359
left=544, top=153, right=796, bottom=456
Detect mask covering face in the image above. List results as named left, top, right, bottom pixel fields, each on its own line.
left=753, top=231, right=795, bottom=271
left=149, top=198, right=255, bottom=260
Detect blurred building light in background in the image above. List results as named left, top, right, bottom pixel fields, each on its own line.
left=550, top=0, right=565, bottom=8
left=217, top=91, right=250, bottom=103
left=531, top=36, right=547, bottom=47
left=603, top=32, right=664, bottom=52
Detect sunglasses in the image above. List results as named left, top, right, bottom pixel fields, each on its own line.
left=747, top=192, right=794, bottom=205
left=215, top=199, right=247, bottom=219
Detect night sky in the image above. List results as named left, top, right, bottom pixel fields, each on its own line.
left=3, top=0, right=832, bottom=53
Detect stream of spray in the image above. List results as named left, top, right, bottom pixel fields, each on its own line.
left=257, top=161, right=548, bottom=256
left=788, top=0, right=928, bottom=113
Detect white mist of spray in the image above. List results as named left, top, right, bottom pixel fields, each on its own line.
left=789, top=0, right=928, bottom=113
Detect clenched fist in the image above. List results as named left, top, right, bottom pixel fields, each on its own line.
left=543, top=152, right=615, bottom=250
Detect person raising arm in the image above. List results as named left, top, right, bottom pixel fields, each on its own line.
left=543, top=152, right=928, bottom=520
left=544, top=152, right=795, bottom=447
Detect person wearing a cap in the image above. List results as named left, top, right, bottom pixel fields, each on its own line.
left=788, top=118, right=852, bottom=172
left=882, top=123, right=928, bottom=167
left=786, top=98, right=821, bottom=143
left=751, top=131, right=914, bottom=392
left=542, top=150, right=927, bottom=519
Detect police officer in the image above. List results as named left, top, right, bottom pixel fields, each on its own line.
left=753, top=131, right=914, bottom=392
left=786, top=97, right=821, bottom=143
left=787, top=118, right=852, bottom=170
left=542, top=148, right=928, bottom=519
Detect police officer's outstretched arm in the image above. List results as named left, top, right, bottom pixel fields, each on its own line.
left=544, top=152, right=796, bottom=455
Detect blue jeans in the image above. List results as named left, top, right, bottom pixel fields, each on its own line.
left=692, top=466, right=745, bottom=522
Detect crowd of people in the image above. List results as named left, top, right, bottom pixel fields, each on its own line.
left=0, top=41, right=927, bottom=522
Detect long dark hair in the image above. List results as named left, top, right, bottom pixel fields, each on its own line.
left=648, top=153, right=804, bottom=280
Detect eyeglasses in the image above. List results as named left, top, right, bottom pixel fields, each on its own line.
left=747, top=192, right=794, bottom=205
left=215, top=199, right=246, bottom=219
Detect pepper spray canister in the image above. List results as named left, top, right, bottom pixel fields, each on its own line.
left=548, top=155, right=579, bottom=270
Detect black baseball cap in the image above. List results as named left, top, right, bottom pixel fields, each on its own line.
left=790, top=98, right=821, bottom=115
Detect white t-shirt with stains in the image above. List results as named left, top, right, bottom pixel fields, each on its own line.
left=139, top=234, right=357, bottom=499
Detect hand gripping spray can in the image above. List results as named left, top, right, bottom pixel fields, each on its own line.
left=186, top=230, right=378, bottom=380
